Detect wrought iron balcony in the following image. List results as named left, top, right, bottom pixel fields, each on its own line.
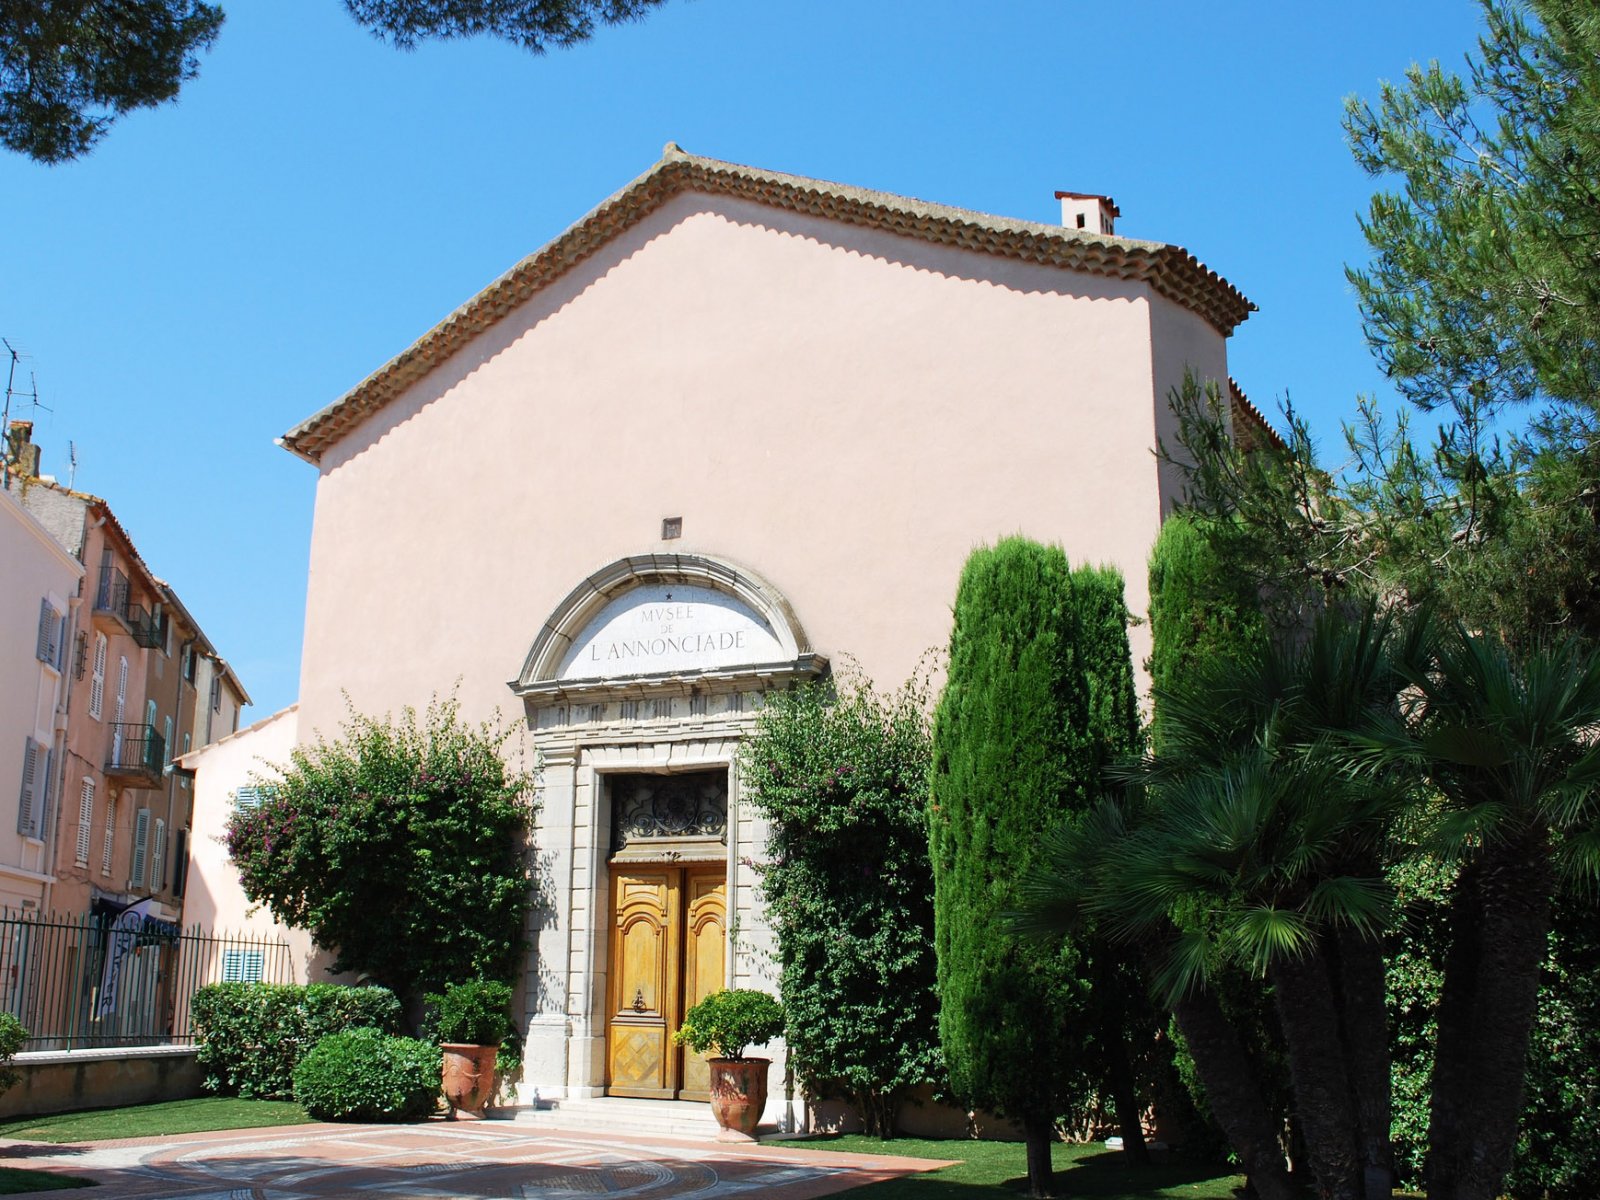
left=93, top=568, right=132, bottom=633
left=126, top=603, right=163, bottom=650
left=105, top=724, right=164, bottom=785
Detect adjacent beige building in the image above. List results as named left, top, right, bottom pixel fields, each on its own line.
left=0, top=482, right=83, bottom=914
left=5, top=424, right=250, bottom=925
left=259, top=146, right=1267, bottom=1118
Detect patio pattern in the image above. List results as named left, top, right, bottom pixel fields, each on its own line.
left=0, top=1120, right=948, bottom=1198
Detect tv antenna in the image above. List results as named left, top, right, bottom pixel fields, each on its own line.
left=2, top=339, right=48, bottom=489
left=68, top=441, right=78, bottom=489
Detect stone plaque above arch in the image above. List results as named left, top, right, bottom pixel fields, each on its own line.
left=510, top=554, right=826, bottom=704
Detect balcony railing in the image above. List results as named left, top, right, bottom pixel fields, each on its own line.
left=94, top=567, right=164, bottom=648
left=93, top=568, right=131, bottom=633
left=105, top=724, right=164, bottom=784
left=126, top=603, right=163, bottom=650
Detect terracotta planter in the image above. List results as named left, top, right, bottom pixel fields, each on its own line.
left=440, top=1043, right=498, bottom=1118
left=708, top=1057, right=769, bottom=1142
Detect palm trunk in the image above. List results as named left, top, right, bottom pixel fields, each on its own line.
left=1105, top=1014, right=1150, bottom=1165
left=1268, top=945, right=1364, bottom=1200
left=1023, top=1115, right=1055, bottom=1198
left=1165, top=982, right=1296, bottom=1200
left=1426, top=833, right=1554, bottom=1200
left=1332, top=925, right=1393, bottom=1200
left=1096, top=954, right=1150, bottom=1165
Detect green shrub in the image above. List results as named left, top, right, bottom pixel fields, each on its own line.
left=427, top=980, right=514, bottom=1046
left=293, top=1028, right=441, bottom=1122
left=674, top=988, right=783, bottom=1061
left=741, top=670, right=942, bottom=1137
left=193, top=982, right=400, bottom=1099
left=0, top=1011, right=26, bottom=1094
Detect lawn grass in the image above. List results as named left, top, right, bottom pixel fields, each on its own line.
left=797, top=1135, right=1245, bottom=1199
left=0, top=1167, right=91, bottom=1194
left=0, top=1097, right=312, bottom=1144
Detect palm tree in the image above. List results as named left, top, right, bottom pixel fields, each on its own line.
left=1358, top=626, right=1600, bottom=1200
left=1018, top=603, right=1425, bottom=1200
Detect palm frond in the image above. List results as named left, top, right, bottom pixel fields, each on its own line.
left=1151, top=926, right=1216, bottom=1004
left=1302, top=875, right=1395, bottom=934
left=1227, top=905, right=1316, bottom=976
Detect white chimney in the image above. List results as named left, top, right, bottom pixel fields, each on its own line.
left=1056, top=191, right=1119, bottom=236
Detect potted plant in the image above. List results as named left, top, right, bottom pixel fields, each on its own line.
left=673, top=988, right=784, bottom=1141
left=428, top=980, right=514, bottom=1118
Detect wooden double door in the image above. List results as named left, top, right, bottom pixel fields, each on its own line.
left=606, top=864, right=726, bottom=1100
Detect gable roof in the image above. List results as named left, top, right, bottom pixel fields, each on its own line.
left=281, top=144, right=1256, bottom=464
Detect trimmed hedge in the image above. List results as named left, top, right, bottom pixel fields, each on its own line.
left=294, top=1029, right=441, bottom=1122
left=192, top=982, right=401, bottom=1099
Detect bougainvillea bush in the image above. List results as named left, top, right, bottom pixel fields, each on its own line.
left=226, top=696, right=536, bottom=1004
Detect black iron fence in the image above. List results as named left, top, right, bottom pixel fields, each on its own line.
left=0, top=909, right=293, bottom=1051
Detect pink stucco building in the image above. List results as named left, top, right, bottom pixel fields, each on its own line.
left=265, top=146, right=1263, bottom=1119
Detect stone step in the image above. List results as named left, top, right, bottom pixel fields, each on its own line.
left=505, top=1096, right=728, bottom=1140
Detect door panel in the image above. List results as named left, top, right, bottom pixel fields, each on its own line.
left=607, top=865, right=727, bottom=1100
left=679, top=870, right=727, bottom=1101
left=607, top=870, right=679, bottom=1098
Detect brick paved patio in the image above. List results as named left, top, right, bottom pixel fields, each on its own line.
left=0, top=1119, right=950, bottom=1197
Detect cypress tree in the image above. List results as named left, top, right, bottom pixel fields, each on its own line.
left=930, top=537, right=1127, bottom=1197
left=1147, top=513, right=1268, bottom=744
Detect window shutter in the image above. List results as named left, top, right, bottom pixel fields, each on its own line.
left=173, top=829, right=188, bottom=897
left=35, top=600, right=52, bottom=663
left=163, top=717, right=173, bottom=768
left=101, top=800, right=115, bottom=876
left=115, top=656, right=127, bottom=723
left=34, top=748, right=52, bottom=837
left=75, top=778, right=94, bottom=865
left=55, top=612, right=68, bottom=672
left=234, top=786, right=260, bottom=812
left=89, top=635, right=106, bottom=720
left=130, top=808, right=150, bottom=887
left=151, top=818, right=166, bottom=889
left=16, top=740, right=37, bottom=837
left=222, top=949, right=264, bottom=984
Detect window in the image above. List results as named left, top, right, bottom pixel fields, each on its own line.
left=75, top=778, right=94, bottom=866
left=16, top=738, right=49, bottom=839
left=221, top=949, right=264, bottom=984
left=234, top=786, right=270, bottom=812
left=180, top=644, right=194, bottom=683
left=145, top=699, right=157, bottom=733
left=89, top=634, right=106, bottom=720
left=114, top=656, right=127, bottom=723
left=151, top=818, right=166, bottom=890
left=209, top=676, right=220, bottom=714
left=101, top=797, right=115, bottom=876
left=35, top=599, right=66, bottom=671
left=129, top=808, right=150, bottom=887
left=163, top=717, right=173, bottom=769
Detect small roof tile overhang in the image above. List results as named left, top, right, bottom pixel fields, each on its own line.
left=1228, top=377, right=1285, bottom=453
left=281, top=144, right=1257, bottom=465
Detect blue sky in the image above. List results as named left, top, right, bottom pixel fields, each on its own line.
left=0, top=0, right=1487, bottom=719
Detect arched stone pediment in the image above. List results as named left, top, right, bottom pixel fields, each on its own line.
left=510, top=554, right=825, bottom=701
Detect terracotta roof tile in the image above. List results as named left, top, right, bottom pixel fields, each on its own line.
left=1228, top=377, right=1285, bottom=452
